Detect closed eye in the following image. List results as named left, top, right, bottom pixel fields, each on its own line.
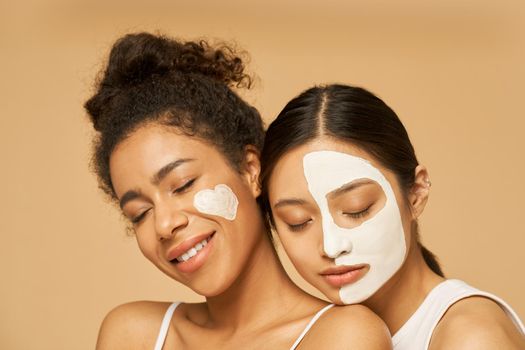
left=342, top=205, right=371, bottom=219
left=288, top=219, right=312, bottom=232
left=173, top=178, right=196, bottom=194
left=131, top=208, right=151, bottom=224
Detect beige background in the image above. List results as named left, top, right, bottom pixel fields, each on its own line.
left=1, top=0, right=524, bottom=349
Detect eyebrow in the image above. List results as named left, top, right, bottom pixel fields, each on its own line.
left=118, top=158, right=195, bottom=209
left=151, top=158, right=195, bottom=185
left=119, top=190, right=142, bottom=210
left=273, top=198, right=308, bottom=209
left=328, top=179, right=375, bottom=199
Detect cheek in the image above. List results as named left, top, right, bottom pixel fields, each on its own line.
left=398, top=206, right=414, bottom=254
left=234, top=188, right=264, bottom=231
left=193, top=184, right=239, bottom=221
left=135, top=232, right=157, bottom=262
left=277, top=228, right=319, bottom=273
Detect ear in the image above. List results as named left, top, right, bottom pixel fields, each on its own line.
left=240, top=145, right=262, bottom=198
left=408, top=165, right=431, bottom=219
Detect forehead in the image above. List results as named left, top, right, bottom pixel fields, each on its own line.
left=112, top=124, right=213, bottom=159
left=304, top=151, right=385, bottom=195
left=268, top=138, right=388, bottom=197
left=109, top=124, right=225, bottom=196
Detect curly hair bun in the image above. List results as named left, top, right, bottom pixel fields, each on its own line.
left=106, top=32, right=251, bottom=87
left=85, top=32, right=251, bottom=130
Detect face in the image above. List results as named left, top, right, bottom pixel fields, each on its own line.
left=268, top=138, right=416, bottom=304
left=110, top=123, right=263, bottom=297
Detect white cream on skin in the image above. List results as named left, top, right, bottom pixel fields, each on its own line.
left=193, top=184, right=238, bottom=220
left=303, top=151, right=406, bottom=304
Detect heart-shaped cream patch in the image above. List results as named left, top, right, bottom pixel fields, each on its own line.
left=193, top=184, right=239, bottom=220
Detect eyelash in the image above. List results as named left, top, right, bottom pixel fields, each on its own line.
left=131, top=210, right=149, bottom=224
left=131, top=178, right=197, bottom=224
left=343, top=205, right=371, bottom=219
left=173, top=178, right=196, bottom=194
left=288, top=220, right=312, bottom=232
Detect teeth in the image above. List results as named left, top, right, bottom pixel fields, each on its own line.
left=176, top=239, right=209, bottom=263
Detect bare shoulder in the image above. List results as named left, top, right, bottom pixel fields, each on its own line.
left=96, top=301, right=174, bottom=350
left=300, top=304, right=392, bottom=350
left=430, top=296, right=525, bottom=350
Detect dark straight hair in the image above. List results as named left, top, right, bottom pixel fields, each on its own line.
left=260, top=84, right=444, bottom=277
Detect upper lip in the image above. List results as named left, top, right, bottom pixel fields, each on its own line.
left=166, top=231, right=215, bottom=262
left=319, top=263, right=368, bottom=276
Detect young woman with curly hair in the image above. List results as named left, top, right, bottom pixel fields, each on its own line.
left=85, top=34, right=391, bottom=350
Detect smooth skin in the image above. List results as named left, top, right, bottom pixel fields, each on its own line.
left=96, top=124, right=392, bottom=350
left=268, top=136, right=524, bottom=350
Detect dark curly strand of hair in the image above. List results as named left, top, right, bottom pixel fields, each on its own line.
left=84, top=32, right=264, bottom=200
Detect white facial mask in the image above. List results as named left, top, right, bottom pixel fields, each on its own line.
left=303, top=151, right=406, bottom=304
left=193, top=184, right=238, bottom=220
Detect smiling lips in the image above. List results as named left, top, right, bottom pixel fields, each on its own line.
left=320, top=264, right=369, bottom=288
left=175, top=238, right=209, bottom=262
left=166, top=231, right=215, bottom=274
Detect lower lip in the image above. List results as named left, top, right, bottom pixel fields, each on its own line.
left=322, top=266, right=368, bottom=288
left=174, top=234, right=215, bottom=274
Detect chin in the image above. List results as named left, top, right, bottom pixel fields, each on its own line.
left=328, top=293, right=346, bottom=305
left=193, top=287, right=228, bottom=298
left=330, top=299, right=346, bottom=306
left=318, top=286, right=344, bottom=305
left=187, top=275, right=235, bottom=298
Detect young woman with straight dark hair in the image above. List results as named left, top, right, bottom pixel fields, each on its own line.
left=260, top=84, right=525, bottom=349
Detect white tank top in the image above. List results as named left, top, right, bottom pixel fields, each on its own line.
left=153, top=303, right=334, bottom=350
left=392, top=279, right=525, bottom=350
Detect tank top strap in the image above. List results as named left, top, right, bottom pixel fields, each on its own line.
left=393, top=279, right=465, bottom=348
left=153, top=302, right=181, bottom=350
left=289, top=304, right=335, bottom=350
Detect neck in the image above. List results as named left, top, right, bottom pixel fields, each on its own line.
left=363, top=242, right=444, bottom=335
left=204, top=231, right=313, bottom=331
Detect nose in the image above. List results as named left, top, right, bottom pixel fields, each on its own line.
left=323, top=233, right=353, bottom=259
left=154, top=203, right=189, bottom=241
